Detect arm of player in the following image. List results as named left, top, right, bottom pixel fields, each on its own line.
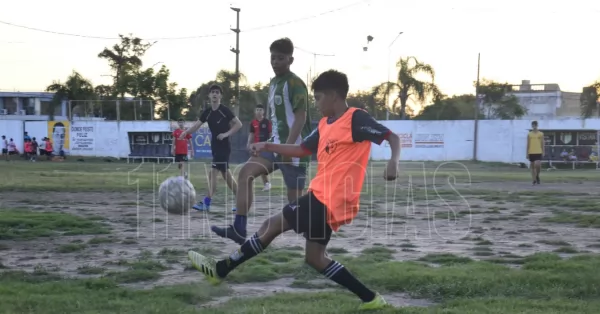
left=247, top=123, right=255, bottom=148
left=224, top=117, right=243, bottom=137
left=540, top=132, right=545, bottom=157
left=187, top=135, right=194, bottom=157
left=526, top=134, right=530, bottom=159
left=268, top=120, right=273, bottom=139
left=351, top=110, right=399, bottom=180
left=185, top=119, right=205, bottom=136
left=253, top=128, right=318, bottom=158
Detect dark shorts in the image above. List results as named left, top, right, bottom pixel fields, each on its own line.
left=212, top=148, right=230, bottom=173
left=282, top=192, right=332, bottom=246
left=175, top=154, right=187, bottom=163
left=8, top=151, right=17, bottom=155
left=1, top=149, right=6, bottom=154
left=259, top=151, right=306, bottom=190
left=528, top=154, right=542, bottom=162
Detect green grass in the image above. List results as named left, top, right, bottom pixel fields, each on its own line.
left=2, top=160, right=600, bottom=313
left=3, top=160, right=600, bottom=193
left=2, top=253, right=600, bottom=313
left=0, top=209, right=110, bottom=240
left=0, top=271, right=230, bottom=313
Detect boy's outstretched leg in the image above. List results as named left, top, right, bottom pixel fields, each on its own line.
left=211, top=156, right=272, bottom=243
left=305, top=240, right=387, bottom=310
left=189, top=209, right=292, bottom=281
left=293, top=193, right=389, bottom=310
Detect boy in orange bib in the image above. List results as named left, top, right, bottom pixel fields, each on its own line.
left=188, top=70, right=401, bottom=310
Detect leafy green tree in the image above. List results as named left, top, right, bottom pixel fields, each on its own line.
left=580, top=82, right=600, bottom=118
left=45, top=71, right=96, bottom=120
left=414, top=94, right=478, bottom=120
left=373, top=56, right=441, bottom=119
left=478, top=79, right=527, bottom=119
left=97, top=34, right=154, bottom=120
left=346, top=90, right=387, bottom=120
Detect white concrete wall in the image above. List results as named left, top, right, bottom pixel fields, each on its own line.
left=14, top=118, right=600, bottom=161
left=24, top=121, right=171, bottom=158
left=371, top=118, right=600, bottom=163
left=0, top=120, right=24, bottom=152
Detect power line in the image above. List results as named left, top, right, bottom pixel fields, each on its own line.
left=0, top=1, right=368, bottom=41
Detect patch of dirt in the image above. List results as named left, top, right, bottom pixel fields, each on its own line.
left=0, top=182, right=598, bottom=307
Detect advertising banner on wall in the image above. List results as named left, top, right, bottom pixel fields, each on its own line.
left=169, top=121, right=212, bottom=159
left=70, top=124, right=95, bottom=153
left=47, top=121, right=70, bottom=154
left=414, top=133, right=444, bottom=148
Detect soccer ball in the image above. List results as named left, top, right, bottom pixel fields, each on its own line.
left=158, top=176, right=196, bottom=215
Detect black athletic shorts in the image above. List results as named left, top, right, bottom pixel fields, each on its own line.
left=282, top=191, right=332, bottom=246
left=528, top=154, right=542, bottom=162
left=175, top=154, right=187, bottom=162
left=1, top=149, right=6, bottom=154
left=211, top=147, right=230, bottom=173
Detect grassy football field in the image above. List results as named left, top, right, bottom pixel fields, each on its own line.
left=1, top=159, right=599, bottom=313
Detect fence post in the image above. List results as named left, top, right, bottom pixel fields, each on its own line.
left=116, top=100, right=121, bottom=122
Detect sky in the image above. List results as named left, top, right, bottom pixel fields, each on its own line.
left=1, top=0, right=599, bottom=97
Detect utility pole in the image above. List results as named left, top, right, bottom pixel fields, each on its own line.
left=473, top=53, right=481, bottom=161
left=295, top=46, right=334, bottom=80
left=386, top=32, right=403, bottom=120
left=230, top=7, right=241, bottom=116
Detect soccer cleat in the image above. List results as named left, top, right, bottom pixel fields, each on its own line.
left=192, top=201, right=209, bottom=211
left=211, top=225, right=247, bottom=245
left=358, top=293, right=390, bottom=311
left=231, top=207, right=237, bottom=212
left=188, top=251, right=222, bottom=285
left=263, top=182, right=271, bottom=191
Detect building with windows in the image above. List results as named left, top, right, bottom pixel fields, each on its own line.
left=0, top=92, right=68, bottom=121
left=507, top=80, right=582, bottom=120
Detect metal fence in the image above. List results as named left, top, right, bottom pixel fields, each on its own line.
left=68, top=100, right=165, bottom=121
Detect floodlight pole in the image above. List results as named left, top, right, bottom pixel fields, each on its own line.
left=230, top=7, right=241, bottom=116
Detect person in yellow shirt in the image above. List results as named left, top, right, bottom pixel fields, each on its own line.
left=526, top=121, right=544, bottom=185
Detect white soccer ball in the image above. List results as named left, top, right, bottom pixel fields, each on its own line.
left=158, top=176, right=196, bottom=215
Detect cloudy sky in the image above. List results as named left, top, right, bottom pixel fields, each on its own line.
left=1, top=0, right=599, bottom=96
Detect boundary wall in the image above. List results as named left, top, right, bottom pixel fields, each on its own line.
left=1, top=119, right=596, bottom=161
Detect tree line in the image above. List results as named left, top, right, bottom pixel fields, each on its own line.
left=46, top=34, right=600, bottom=121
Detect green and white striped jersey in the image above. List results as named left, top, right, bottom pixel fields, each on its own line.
left=268, top=71, right=313, bottom=167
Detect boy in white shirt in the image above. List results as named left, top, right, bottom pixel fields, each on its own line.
left=1, top=135, right=7, bottom=161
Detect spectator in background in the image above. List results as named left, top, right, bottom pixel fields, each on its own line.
left=1, top=135, right=8, bottom=161
left=248, top=104, right=272, bottom=191
left=24, top=139, right=32, bottom=160
left=39, top=137, right=47, bottom=156
left=31, top=137, right=38, bottom=162
left=24, top=132, right=31, bottom=142
left=7, top=138, right=17, bottom=158
left=45, top=137, right=53, bottom=160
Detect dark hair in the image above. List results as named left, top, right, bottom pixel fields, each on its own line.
left=177, top=118, right=184, bottom=122
left=256, top=104, right=264, bottom=109
left=1, top=135, right=4, bottom=139
left=52, top=122, right=64, bottom=133
left=209, top=84, right=223, bottom=94
left=270, top=38, right=294, bottom=55
left=311, top=70, right=350, bottom=99
left=532, top=120, right=538, bottom=126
